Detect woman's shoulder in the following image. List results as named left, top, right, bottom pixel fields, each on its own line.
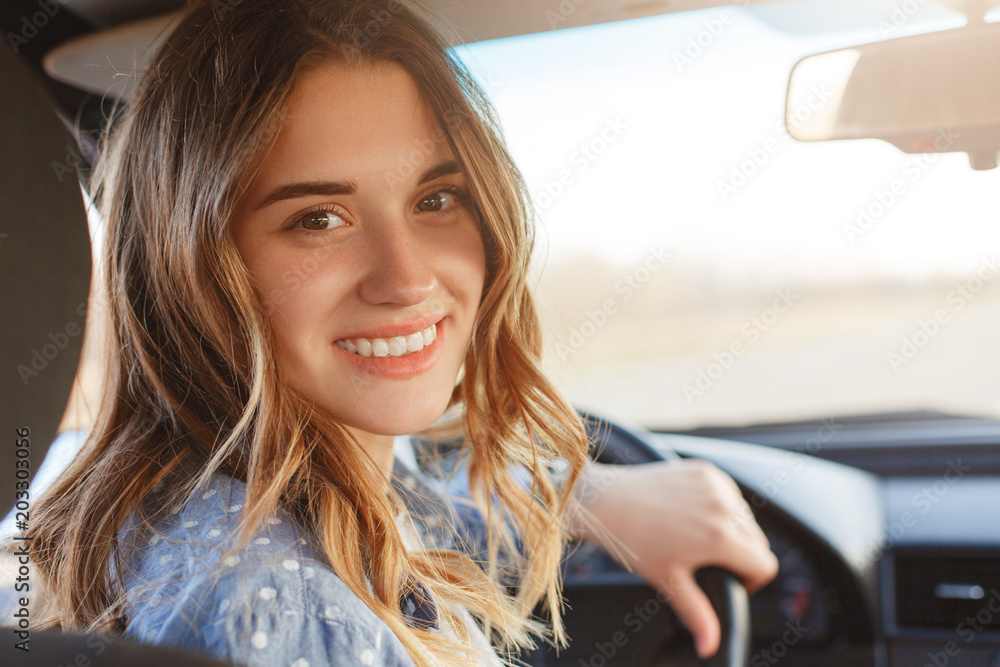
left=122, top=472, right=414, bottom=667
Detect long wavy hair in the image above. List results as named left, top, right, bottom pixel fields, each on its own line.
left=28, top=0, right=588, bottom=664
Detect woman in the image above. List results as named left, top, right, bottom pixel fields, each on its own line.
left=29, top=1, right=777, bottom=665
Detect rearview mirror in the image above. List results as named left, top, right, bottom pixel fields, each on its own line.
left=785, top=22, right=1000, bottom=170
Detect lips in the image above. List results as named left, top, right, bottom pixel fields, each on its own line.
left=332, top=318, right=445, bottom=379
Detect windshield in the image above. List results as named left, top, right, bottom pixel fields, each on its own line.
left=449, top=0, right=1000, bottom=430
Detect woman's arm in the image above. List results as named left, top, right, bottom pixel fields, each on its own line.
left=566, top=460, right=779, bottom=659
left=406, top=437, right=777, bottom=658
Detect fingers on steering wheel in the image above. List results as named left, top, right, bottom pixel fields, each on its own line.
left=743, top=545, right=780, bottom=594
left=718, top=526, right=780, bottom=594
left=698, top=489, right=778, bottom=596
left=701, top=462, right=779, bottom=594
left=731, top=496, right=772, bottom=550
left=659, top=569, right=721, bottom=659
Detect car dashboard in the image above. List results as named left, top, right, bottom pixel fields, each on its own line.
left=535, top=413, right=1000, bottom=667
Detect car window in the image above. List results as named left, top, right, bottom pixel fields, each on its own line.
left=450, top=1, right=1000, bottom=429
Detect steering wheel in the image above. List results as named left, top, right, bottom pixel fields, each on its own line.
left=549, top=412, right=751, bottom=667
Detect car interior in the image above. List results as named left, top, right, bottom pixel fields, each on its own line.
left=3, top=1, right=1000, bottom=666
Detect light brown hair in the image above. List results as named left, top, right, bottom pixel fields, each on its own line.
left=29, top=1, right=587, bottom=664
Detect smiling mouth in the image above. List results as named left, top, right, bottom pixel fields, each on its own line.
left=335, top=323, right=437, bottom=358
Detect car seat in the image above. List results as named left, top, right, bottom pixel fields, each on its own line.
left=0, top=40, right=231, bottom=667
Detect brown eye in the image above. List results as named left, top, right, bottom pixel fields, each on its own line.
left=297, top=210, right=346, bottom=231
left=415, top=191, right=457, bottom=213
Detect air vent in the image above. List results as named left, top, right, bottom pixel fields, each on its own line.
left=895, top=553, right=1000, bottom=630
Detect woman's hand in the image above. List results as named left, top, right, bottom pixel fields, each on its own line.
left=567, top=459, right=779, bottom=659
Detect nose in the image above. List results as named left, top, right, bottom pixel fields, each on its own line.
left=357, top=218, right=436, bottom=307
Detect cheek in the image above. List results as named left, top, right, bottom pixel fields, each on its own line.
left=239, top=231, right=338, bottom=309
left=237, top=245, right=335, bottom=356
left=250, top=256, right=307, bottom=326
left=449, top=225, right=487, bottom=304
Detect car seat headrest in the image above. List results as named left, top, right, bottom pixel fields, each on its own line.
left=0, top=44, right=92, bottom=517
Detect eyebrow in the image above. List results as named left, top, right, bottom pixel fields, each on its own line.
left=253, top=160, right=462, bottom=211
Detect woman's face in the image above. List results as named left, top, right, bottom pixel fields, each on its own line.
left=231, top=62, right=486, bottom=440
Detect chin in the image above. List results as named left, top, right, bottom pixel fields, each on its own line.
left=346, top=411, right=447, bottom=437
left=327, top=387, right=455, bottom=438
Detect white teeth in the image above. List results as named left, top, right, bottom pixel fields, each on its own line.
left=388, top=337, right=408, bottom=356
left=337, top=324, right=437, bottom=359
left=356, top=338, right=373, bottom=357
